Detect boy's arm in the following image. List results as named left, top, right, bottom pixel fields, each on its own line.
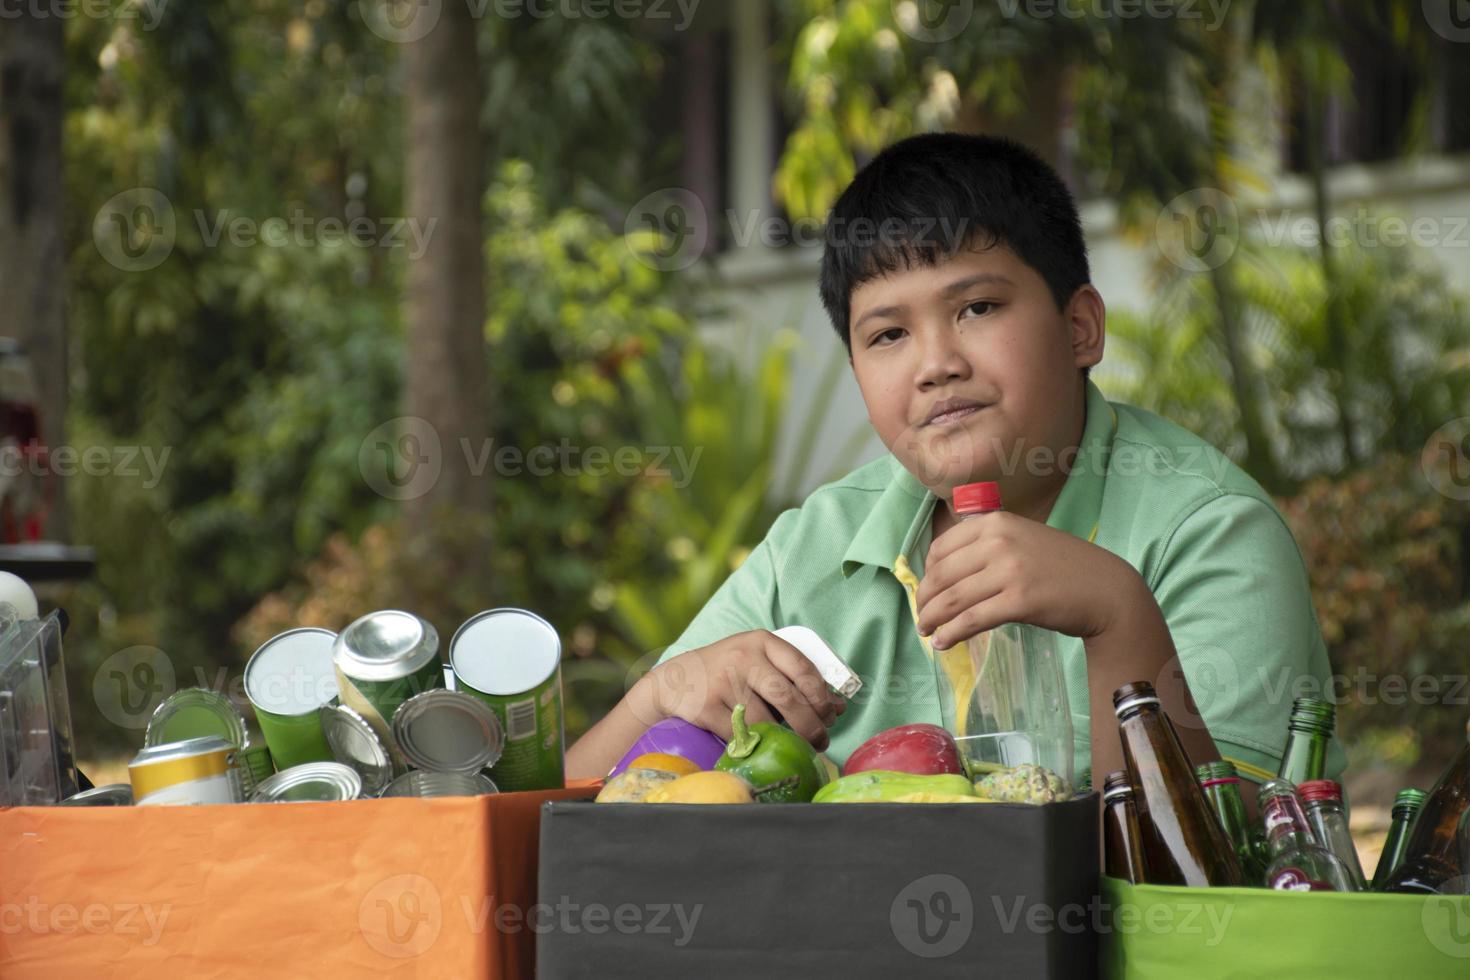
left=566, top=675, right=664, bottom=780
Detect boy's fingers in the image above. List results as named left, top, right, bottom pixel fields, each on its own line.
left=918, top=570, right=1001, bottom=637
left=761, top=636, right=840, bottom=727
left=746, top=661, right=829, bottom=750
left=916, top=545, right=991, bottom=611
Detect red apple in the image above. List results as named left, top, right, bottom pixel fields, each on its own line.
left=842, top=724, right=965, bottom=776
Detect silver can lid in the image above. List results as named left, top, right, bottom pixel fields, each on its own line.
left=244, top=627, right=339, bottom=717
left=333, top=610, right=439, bottom=682
left=251, top=762, right=363, bottom=803
left=145, top=688, right=248, bottom=749
left=60, top=784, right=134, bottom=806
left=380, top=770, right=498, bottom=799
left=132, top=735, right=238, bottom=767
left=320, top=702, right=395, bottom=795
left=392, top=689, right=504, bottom=774
left=449, top=608, right=560, bottom=696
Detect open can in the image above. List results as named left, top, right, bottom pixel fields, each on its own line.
left=449, top=608, right=564, bottom=791
left=332, top=611, right=444, bottom=766
left=60, top=784, right=134, bottom=806
left=392, top=689, right=504, bottom=775
left=380, top=770, right=497, bottom=798
left=320, top=701, right=395, bottom=795
left=251, top=762, right=362, bottom=803
left=129, top=736, right=243, bottom=806
left=244, top=628, right=339, bottom=769
left=145, top=688, right=248, bottom=749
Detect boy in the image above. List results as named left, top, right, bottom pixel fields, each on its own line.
left=567, top=133, right=1345, bottom=801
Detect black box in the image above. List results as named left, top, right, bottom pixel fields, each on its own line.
left=536, top=795, right=1100, bottom=979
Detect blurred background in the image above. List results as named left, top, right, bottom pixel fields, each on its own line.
left=1, top=0, right=1468, bottom=854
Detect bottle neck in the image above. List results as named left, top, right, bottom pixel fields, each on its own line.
left=1261, top=792, right=1317, bottom=856
left=1278, top=727, right=1331, bottom=783
left=1203, top=779, right=1253, bottom=840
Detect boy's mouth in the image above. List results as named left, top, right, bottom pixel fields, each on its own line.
left=921, top=398, right=987, bottom=428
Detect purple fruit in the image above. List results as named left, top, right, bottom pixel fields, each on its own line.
left=608, top=718, right=727, bottom=777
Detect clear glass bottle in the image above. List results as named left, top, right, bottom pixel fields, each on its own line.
left=1277, top=697, right=1336, bottom=786
left=1114, top=681, right=1243, bottom=887
left=1298, top=779, right=1366, bottom=891
left=1102, top=770, right=1148, bottom=884
left=1371, top=788, right=1427, bottom=890
left=1260, top=779, right=1355, bottom=892
left=932, top=482, right=1074, bottom=795
left=1196, top=760, right=1268, bottom=885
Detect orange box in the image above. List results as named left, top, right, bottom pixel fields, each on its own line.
left=0, top=781, right=599, bottom=978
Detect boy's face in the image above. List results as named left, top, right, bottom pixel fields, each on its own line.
left=847, top=245, right=1105, bottom=512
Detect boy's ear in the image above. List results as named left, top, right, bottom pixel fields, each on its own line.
left=1066, top=284, right=1106, bottom=371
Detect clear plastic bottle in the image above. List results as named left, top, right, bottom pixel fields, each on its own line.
left=932, top=482, right=1074, bottom=796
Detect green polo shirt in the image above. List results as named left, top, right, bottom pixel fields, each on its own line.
left=655, top=380, right=1347, bottom=785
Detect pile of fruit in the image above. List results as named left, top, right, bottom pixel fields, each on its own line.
left=595, top=704, right=1070, bottom=806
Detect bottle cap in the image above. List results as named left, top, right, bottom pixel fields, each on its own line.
left=1195, top=759, right=1240, bottom=788
left=1287, top=697, right=1336, bottom=734
left=953, top=482, right=1002, bottom=515
left=1297, top=779, right=1342, bottom=804
left=1100, top=770, right=1133, bottom=802
left=1391, top=788, right=1427, bottom=814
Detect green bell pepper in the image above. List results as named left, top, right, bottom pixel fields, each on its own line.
left=812, top=770, right=977, bottom=803
left=713, top=703, right=829, bottom=803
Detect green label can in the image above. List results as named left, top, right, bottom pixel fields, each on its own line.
left=449, top=608, right=564, bottom=792
left=244, top=628, right=339, bottom=770
left=332, top=610, right=444, bottom=768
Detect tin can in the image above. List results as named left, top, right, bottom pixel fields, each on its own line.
left=251, top=762, right=362, bottom=803
left=60, top=784, right=134, bottom=806
left=449, top=608, right=564, bottom=791
left=244, top=628, right=339, bottom=769
left=235, top=744, right=275, bottom=799
left=380, top=770, right=498, bottom=798
left=129, top=736, right=244, bottom=806
left=145, top=688, right=248, bottom=749
left=332, top=611, right=444, bottom=765
left=320, top=702, right=395, bottom=795
left=392, top=689, right=504, bottom=775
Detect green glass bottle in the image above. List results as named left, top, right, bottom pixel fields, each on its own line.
left=1384, top=722, right=1470, bottom=894
left=1371, top=788, right=1427, bottom=891
left=1196, top=760, right=1268, bottom=885
left=1276, top=697, right=1336, bottom=786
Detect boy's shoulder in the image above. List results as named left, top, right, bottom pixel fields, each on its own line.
left=1106, top=396, right=1274, bottom=508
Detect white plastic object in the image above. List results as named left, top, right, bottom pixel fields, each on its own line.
left=772, top=625, right=862, bottom=698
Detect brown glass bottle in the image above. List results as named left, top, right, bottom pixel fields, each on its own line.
left=1384, top=721, right=1470, bottom=893
left=1102, top=770, right=1148, bottom=884
left=1114, top=681, right=1244, bottom=887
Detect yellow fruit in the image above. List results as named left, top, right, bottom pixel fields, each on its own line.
left=626, top=752, right=702, bottom=776
left=595, top=767, right=678, bottom=802
left=643, top=770, right=755, bottom=804
left=888, top=792, right=994, bottom=804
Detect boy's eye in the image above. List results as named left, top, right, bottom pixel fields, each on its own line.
left=963, top=300, right=996, bottom=317
left=870, top=327, right=905, bottom=347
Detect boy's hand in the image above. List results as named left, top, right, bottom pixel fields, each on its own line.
left=636, top=630, right=847, bottom=750
left=915, top=511, right=1146, bottom=651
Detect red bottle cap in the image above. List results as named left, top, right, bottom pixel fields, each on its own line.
left=1297, top=779, right=1343, bottom=804
left=953, top=482, right=1002, bottom=515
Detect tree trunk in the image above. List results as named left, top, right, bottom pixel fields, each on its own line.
left=402, top=4, right=491, bottom=537
left=0, top=13, right=69, bottom=542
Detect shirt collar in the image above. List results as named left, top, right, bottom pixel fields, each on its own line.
left=839, top=380, right=1118, bottom=577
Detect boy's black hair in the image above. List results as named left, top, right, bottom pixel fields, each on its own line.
left=820, top=132, right=1092, bottom=362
